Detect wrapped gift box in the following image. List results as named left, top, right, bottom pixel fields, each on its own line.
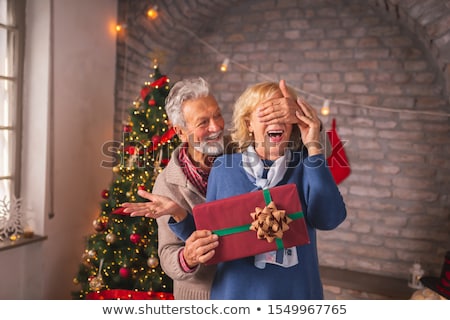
left=193, top=183, right=310, bottom=265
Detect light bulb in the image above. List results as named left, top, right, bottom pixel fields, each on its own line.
left=116, top=24, right=125, bottom=32
left=321, top=99, right=330, bottom=116
left=147, top=5, right=159, bottom=20
left=220, top=58, right=230, bottom=72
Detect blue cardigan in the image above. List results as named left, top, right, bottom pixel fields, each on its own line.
left=170, top=151, right=347, bottom=300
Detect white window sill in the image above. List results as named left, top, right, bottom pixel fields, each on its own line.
left=0, top=234, right=47, bottom=252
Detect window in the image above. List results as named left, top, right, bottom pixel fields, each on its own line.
left=0, top=0, right=25, bottom=202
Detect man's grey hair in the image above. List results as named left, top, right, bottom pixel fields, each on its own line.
left=165, top=77, right=211, bottom=127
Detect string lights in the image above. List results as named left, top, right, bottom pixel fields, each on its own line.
left=220, top=58, right=230, bottom=72
left=147, top=5, right=159, bottom=20
left=321, top=99, right=330, bottom=116
left=116, top=7, right=450, bottom=119
left=178, top=25, right=450, bottom=118
left=115, top=23, right=126, bottom=32
left=116, top=4, right=158, bottom=33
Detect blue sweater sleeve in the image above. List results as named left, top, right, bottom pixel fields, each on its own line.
left=206, top=155, right=225, bottom=202
left=167, top=214, right=196, bottom=241
left=302, top=154, right=347, bottom=230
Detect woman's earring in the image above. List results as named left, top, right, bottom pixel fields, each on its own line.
left=249, top=131, right=253, bottom=137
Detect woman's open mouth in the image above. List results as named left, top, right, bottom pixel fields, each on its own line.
left=267, top=130, right=284, bottom=143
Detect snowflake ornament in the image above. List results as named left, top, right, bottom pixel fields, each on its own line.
left=0, top=196, right=26, bottom=241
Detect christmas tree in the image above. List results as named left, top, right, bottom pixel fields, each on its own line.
left=72, top=63, right=180, bottom=300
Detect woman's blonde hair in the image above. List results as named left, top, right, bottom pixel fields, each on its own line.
left=230, top=81, right=302, bottom=151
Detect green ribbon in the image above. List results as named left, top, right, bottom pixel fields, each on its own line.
left=212, top=189, right=304, bottom=250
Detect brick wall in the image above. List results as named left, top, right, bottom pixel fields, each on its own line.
left=115, top=0, right=449, bottom=284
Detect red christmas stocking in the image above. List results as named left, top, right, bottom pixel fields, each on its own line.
left=326, top=118, right=351, bottom=184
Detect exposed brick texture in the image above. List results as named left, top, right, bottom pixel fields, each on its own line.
left=116, top=0, right=450, bottom=293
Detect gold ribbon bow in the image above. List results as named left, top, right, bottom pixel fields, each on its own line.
left=249, top=201, right=293, bottom=243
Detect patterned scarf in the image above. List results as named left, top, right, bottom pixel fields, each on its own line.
left=178, top=143, right=209, bottom=196
left=242, top=145, right=292, bottom=190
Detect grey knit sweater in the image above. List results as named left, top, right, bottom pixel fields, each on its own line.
left=153, top=146, right=216, bottom=300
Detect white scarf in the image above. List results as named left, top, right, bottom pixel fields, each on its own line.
left=242, top=145, right=298, bottom=269
left=242, top=145, right=291, bottom=190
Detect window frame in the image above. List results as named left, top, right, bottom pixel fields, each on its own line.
left=0, top=0, right=25, bottom=201
left=0, top=0, right=41, bottom=249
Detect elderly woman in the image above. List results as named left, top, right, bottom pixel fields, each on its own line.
left=124, top=79, right=343, bottom=299
left=170, top=80, right=347, bottom=299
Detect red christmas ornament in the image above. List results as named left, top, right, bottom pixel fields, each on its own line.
left=160, top=158, right=169, bottom=166
left=123, top=125, right=132, bottom=133
left=101, top=189, right=109, bottom=199
left=93, top=218, right=106, bottom=232
left=148, top=99, right=156, bottom=106
left=151, top=135, right=161, bottom=146
left=124, top=146, right=144, bottom=155
left=124, top=146, right=132, bottom=154
left=130, top=233, right=141, bottom=244
left=119, top=267, right=130, bottom=278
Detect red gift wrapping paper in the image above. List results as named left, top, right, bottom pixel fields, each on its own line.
left=193, top=184, right=310, bottom=265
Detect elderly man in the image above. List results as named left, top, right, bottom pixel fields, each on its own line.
left=123, top=77, right=327, bottom=299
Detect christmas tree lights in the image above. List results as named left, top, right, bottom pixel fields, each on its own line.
left=72, top=63, right=180, bottom=300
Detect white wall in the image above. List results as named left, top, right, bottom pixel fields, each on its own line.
left=0, top=0, right=117, bottom=299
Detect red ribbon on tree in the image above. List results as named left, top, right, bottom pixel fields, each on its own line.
left=140, top=76, right=169, bottom=103
left=160, top=127, right=176, bottom=144
left=150, top=127, right=177, bottom=151
left=111, top=207, right=126, bottom=215
left=150, top=75, right=168, bottom=88
left=326, top=118, right=351, bottom=184
left=124, top=146, right=144, bottom=155
left=140, top=86, right=152, bottom=100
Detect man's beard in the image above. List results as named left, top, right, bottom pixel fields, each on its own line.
left=190, top=131, right=225, bottom=156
